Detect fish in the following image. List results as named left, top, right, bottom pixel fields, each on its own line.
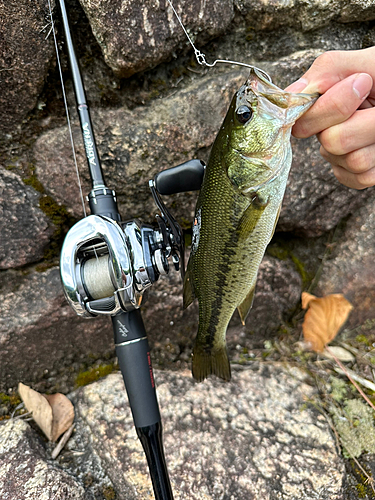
left=183, top=68, right=318, bottom=382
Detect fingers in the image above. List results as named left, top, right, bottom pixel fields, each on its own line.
left=318, top=107, right=375, bottom=155
left=286, top=48, right=375, bottom=95
left=291, top=73, right=373, bottom=138
left=284, top=48, right=375, bottom=190
left=321, top=144, right=375, bottom=189
left=331, top=164, right=375, bottom=190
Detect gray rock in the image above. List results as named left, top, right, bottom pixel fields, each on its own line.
left=69, top=366, right=345, bottom=499
left=34, top=50, right=369, bottom=238
left=247, top=255, right=302, bottom=335
left=339, top=0, right=375, bottom=23
left=0, top=419, right=85, bottom=499
left=0, top=248, right=302, bottom=391
left=234, top=0, right=375, bottom=32
left=34, top=69, right=246, bottom=222
left=279, top=135, right=371, bottom=237
left=78, top=0, right=234, bottom=77
left=0, top=267, right=113, bottom=393
left=0, top=168, right=54, bottom=269
left=0, top=0, right=54, bottom=137
left=315, top=194, right=375, bottom=329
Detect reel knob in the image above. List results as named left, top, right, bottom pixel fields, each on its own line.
left=153, top=249, right=169, bottom=275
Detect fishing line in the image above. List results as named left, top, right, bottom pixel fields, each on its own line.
left=46, top=0, right=87, bottom=218
left=165, top=0, right=272, bottom=83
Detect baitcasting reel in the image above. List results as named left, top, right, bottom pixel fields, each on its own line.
left=60, top=159, right=205, bottom=318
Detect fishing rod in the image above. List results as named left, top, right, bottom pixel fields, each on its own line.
left=55, top=0, right=205, bottom=498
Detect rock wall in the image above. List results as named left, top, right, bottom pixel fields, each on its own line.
left=0, top=0, right=375, bottom=394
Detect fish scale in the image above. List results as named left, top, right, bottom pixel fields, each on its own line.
left=183, top=69, right=318, bottom=382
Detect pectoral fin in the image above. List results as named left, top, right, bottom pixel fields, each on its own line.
left=237, top=284, right=256, bottom=325
left=237, top=197, right=268, bottom=241
left=183, top=269, right=196, bottom=309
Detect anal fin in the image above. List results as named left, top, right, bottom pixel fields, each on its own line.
left=183, top=269, right=196, bottom=309
left=237, top=284, right=256, bottom=325
left=192, top=345, right=231, bottom=382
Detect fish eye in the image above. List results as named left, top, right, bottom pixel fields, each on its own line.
left=236, top=105, right=253, bottom=124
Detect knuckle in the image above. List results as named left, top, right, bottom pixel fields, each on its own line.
left=293, top=121, right=310, bottom=138
left=355, top=173, right=371, bottom=189
left=345, top=150, right=372, bottom=173
left=312, top=51, right=337, bottom=71
left=356, top=168, right=375, bottom=189
left=319, top=129, right=341, bottom=155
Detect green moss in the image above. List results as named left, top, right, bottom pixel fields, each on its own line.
left=38, top=195, right=77, bottom=264
left=350, top=460, right=375, bottom=499
left=0, top=392, right=21, bottom=406
left=179, top=217, right=193, bottom=231
left=149, top=89, right=161, bottom=99
left=290, top=254, right=313, bottom=287
left=75, top=363, right=117, bottom=388
left=356, top=334, right=371, bottom=346
left=268, top=241, right=314, bottom=288
left=39, top=195, right=70, bottom=226
left=245, top=26, right=255, bottom=41
left=102, top=485, right=117, bottom=500
left=330, top=376, right=348, bottom=402
left=356, top=483, right=367, bottom=498
left=266, top=244, right=289, bottom=261
left=331, top=399, right=375, bottom=457
left=23, top=173, right=45, bottom=194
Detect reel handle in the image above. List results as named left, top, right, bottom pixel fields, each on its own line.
left=154, top=159, right=205, bottom=195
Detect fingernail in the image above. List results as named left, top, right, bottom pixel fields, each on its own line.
left=353, top=73, right=372, bottom=100
left=285, top=78, right=308, bottom=93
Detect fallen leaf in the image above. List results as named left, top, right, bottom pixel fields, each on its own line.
left=301, top=292, right=353, bottom=352
left=45, top=394, right=75, bottom=442
left=301, top=292, right=316, bottom=309
left=321, top=346, right=355, bottom=362
left=18, top=383, right=53, bottom=440
left=18, top=383, right=74, bottom=442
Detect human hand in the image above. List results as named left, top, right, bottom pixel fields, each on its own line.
left=286, top=47, right=375, bottom=189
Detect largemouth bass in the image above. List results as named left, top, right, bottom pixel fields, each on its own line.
left=183, top=69, right=318, bottom=382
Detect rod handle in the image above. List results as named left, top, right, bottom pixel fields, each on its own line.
left=137, top=422, right=174, bottom=500
left=113, top=310, right=161, bottom=428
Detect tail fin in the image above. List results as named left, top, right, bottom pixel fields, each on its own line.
left=192, top=345, right=231, bottom=382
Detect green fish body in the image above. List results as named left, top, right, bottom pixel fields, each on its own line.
left=183, top=69, right=318, bottom=382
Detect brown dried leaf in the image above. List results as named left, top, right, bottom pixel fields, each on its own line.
left=18, top=383, right=53, bottom=440
left=18, top=384, right=75, bottom=442
left=301, top=292, right=316, bottom=309
left=301, top=293, right=353, bottom=352
left=45, top=394, right=75, bottom=442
